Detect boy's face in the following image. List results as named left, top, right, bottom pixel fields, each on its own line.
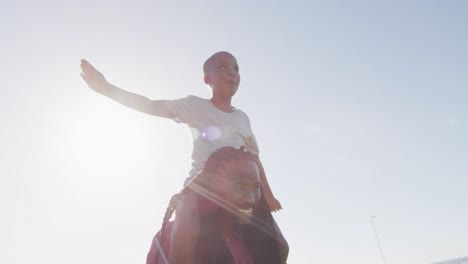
left=204, top=52, right=241, bottom=97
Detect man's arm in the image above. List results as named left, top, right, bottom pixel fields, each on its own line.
left=273, top=218, right=289, bottom=263
left=80, top=59, right=174, bottom=118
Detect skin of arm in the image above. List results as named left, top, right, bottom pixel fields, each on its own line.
left=252, top=155, right=283, bottom=212
left=80, top=59, right=174, bottom=118
left=254, top=155, right=288, bottom=262
left=249, top=155, right=289, bottom=261
left=256, top=157, right=289, bottom=262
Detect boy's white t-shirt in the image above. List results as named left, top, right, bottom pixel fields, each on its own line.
left=167, top=95, right=259, bottom=179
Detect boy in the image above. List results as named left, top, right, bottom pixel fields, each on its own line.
left=80, top=51, right=281, bottom=211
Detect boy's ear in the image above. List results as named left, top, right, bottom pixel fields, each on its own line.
left=203, top=74, right=211, bottom=85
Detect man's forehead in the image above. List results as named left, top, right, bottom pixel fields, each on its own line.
left=224, top=160, right=259, bottom=182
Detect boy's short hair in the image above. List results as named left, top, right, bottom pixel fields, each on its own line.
left=203, top=51, right=234, bottom=75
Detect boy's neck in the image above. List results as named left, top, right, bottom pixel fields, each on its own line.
left=210, top=95, right=234, bottom=113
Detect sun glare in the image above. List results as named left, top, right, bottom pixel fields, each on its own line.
left=67, top=105, right=150, bottom=181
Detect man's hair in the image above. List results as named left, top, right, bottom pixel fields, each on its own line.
left=156, top=147, right=281, bottom=264
left=203, top=51, right=234, bottom=75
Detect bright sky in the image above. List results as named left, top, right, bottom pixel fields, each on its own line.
left=1, top=1, right=467, bottom=263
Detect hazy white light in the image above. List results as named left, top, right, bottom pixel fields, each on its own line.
left=201, top=125, right=222, bottom=142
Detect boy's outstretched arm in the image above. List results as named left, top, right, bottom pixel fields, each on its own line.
left=253, top=155, right=283, bottom=212
left=80, top=59, right=174, bottom=118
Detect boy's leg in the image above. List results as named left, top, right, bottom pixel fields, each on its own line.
left=168, top=192, right=200, bottom=264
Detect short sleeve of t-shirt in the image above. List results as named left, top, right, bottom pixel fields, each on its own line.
left=166, top=95, right=200, bottom=125
left=245, top=134, right=260, bottom=155
left=242, top=114, right=260, bottom=155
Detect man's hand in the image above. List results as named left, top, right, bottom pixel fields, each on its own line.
left=80, top=59, right=108, bottom=93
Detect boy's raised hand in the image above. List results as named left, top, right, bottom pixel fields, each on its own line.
left=80, top=59, right=107, bottom=93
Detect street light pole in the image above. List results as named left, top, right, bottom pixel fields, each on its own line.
left=371, top=216, right=387, bottom=264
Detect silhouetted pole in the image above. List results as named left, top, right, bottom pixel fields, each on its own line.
left=370, top=216, right=387, bottom=264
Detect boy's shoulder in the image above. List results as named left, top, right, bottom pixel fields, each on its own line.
left=181, top=95, right=250, bottom=119
left=173, top=95, right=210, bottom=108
left=186, top=94, right=204, bottom=100
left=234, top=107, right=249, bottom=118
left=184, top=95, right=209, bottom=104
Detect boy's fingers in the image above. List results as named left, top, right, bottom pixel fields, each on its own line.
left=80, top=59, right=89, bottom=70
left=81, top=59, right=93, bottom=67
left=80, top=59, right=98, bottom=73
left=80, top=73, right=89, bottom=82
left=80, top=73, right=90, bottom=85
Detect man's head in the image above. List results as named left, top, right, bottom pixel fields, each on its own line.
left=203, top=51, right=241, bottom=98
left=156, top=147, right=281, bottom=264
left=194, top=147, right=261, bottom=224
left=214, top=152, right=261, bottom=224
